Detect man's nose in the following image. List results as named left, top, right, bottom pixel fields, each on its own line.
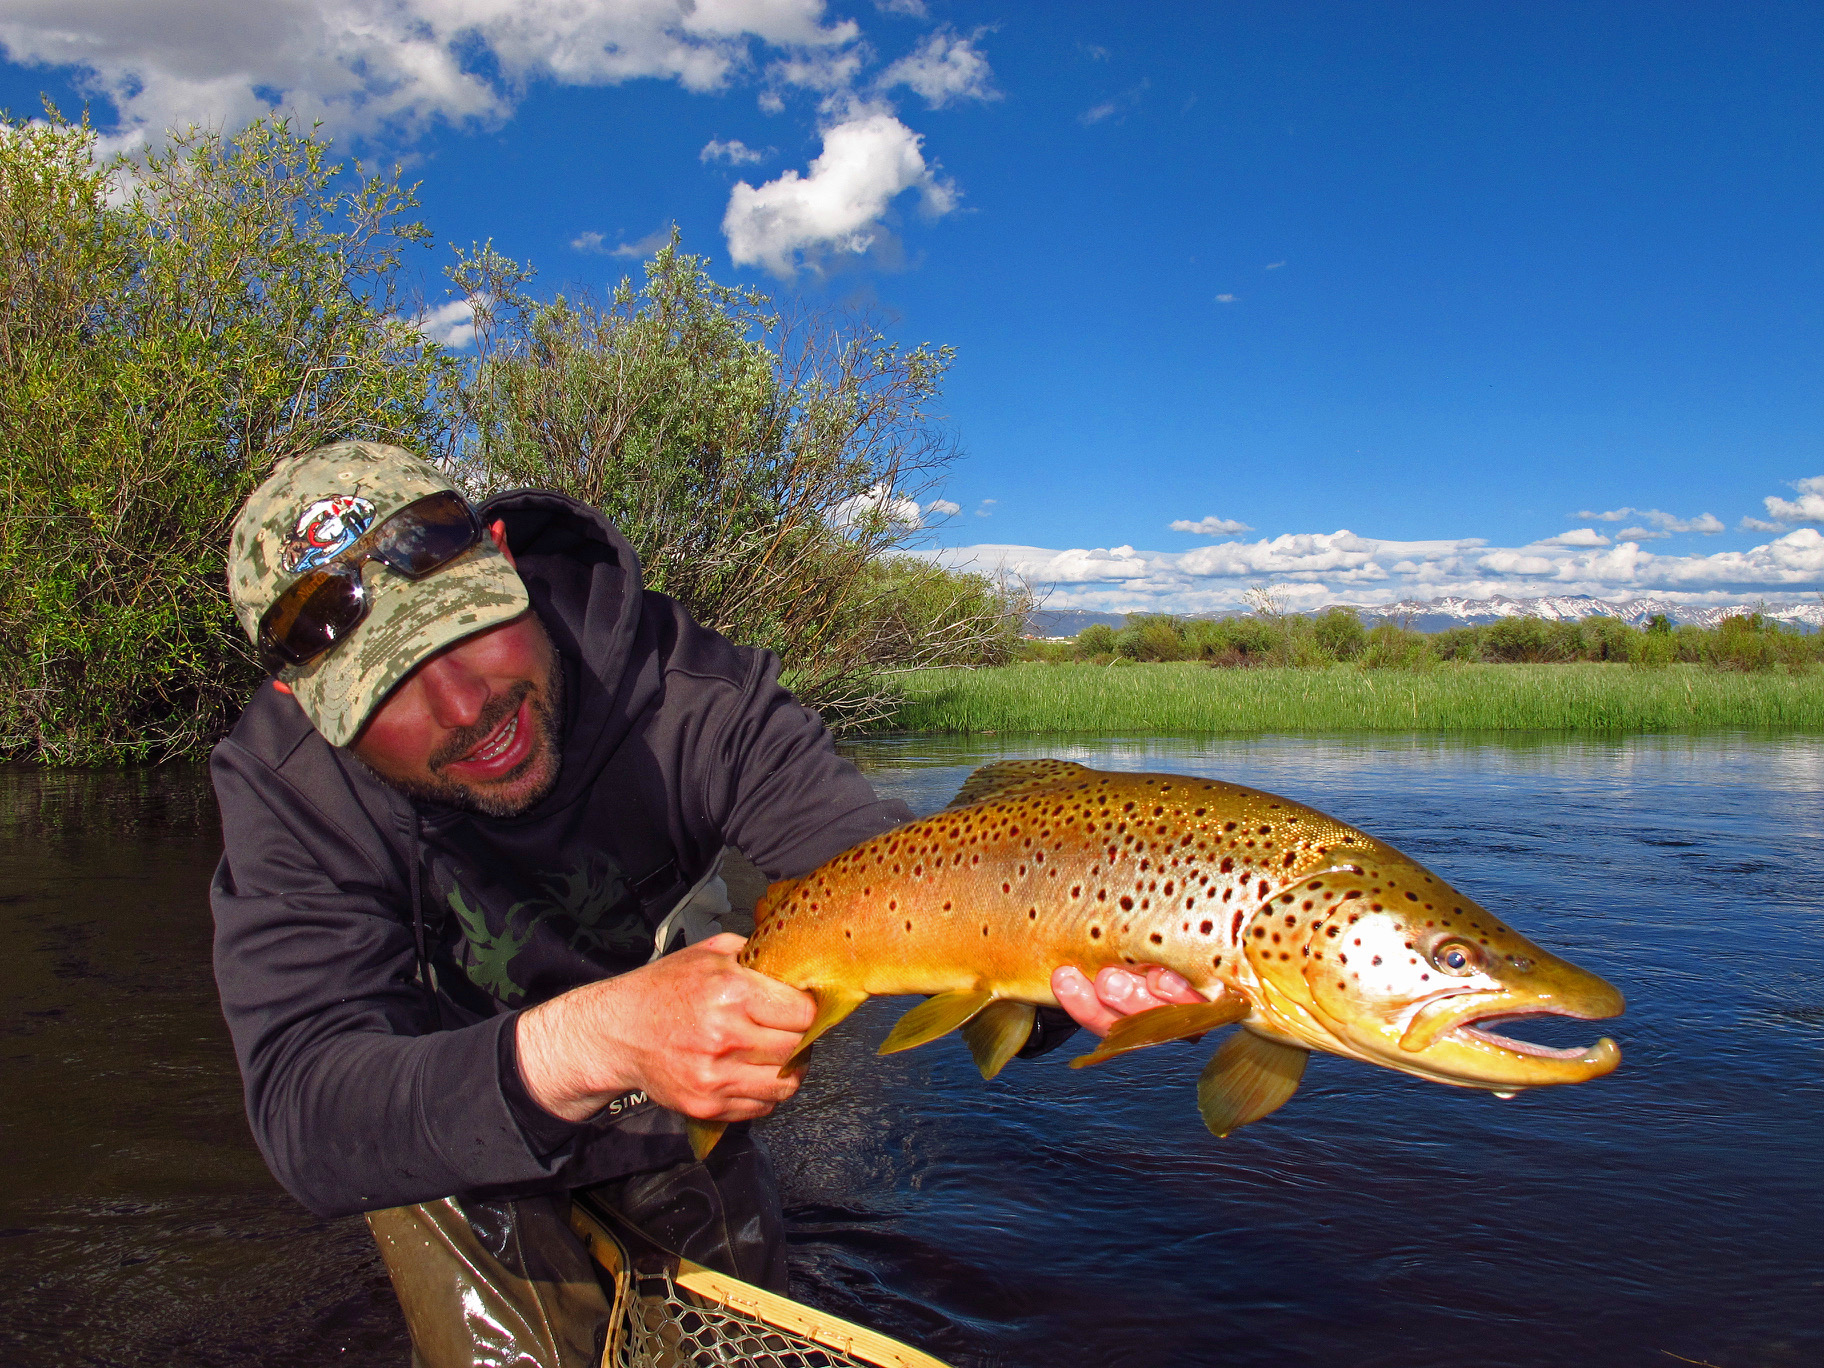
left=416, top=654, right=491, bottom=730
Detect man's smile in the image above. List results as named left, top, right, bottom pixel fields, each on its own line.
left=440, top=693, right=536, bottom=783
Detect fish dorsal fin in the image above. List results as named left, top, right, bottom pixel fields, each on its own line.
left=878, top=990, right=995, bottom=1055
left=1197, top=1029, right=1310, bottom=1137
left=1069, top=997, right=1250, bottom=1069
left=945, top=759, right=1092, bottom=810
left=961, top=1000, right=1037, bottom=1080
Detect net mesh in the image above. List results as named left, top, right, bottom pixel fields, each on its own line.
left=613, top=1267, right=875, bottom=1368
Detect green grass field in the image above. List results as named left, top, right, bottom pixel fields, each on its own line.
left=880, top=662, right=1824, bottom=734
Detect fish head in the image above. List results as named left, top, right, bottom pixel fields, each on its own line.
left=1243, top=861, right=1623, bottom=1091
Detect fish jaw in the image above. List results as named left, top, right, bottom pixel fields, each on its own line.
left=1246, top=865, right=1624, bottom=1091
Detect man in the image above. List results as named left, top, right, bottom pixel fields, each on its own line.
left=210, top=441, right=1201, bottom=1367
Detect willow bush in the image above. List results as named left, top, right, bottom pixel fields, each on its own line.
left=0, top=116, right=1007, bottom=759
left=1034, top=608, right=1821, bottom=674
left=0, top=113, right=454, bottom=762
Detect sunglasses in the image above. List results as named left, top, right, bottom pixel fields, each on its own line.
left=257, top=490, right=485, bottom=674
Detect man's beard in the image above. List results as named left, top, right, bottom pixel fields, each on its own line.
left=381, top=661, right=567, bottom=819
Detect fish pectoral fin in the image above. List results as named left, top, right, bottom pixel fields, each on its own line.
left=878, top=990, right=995, bottom=1055
left=783, top=986, right=869, bottom=1075
left=686, top=1119, right=727, bottom=1161
left=1069, top=997, right=1251, bottom=1069
left=1197, top=1029, right=1310, bottom=1138
left=962, top=1000, right=1037, bottom=1080
left=945, top=759, right=1091, bottom=810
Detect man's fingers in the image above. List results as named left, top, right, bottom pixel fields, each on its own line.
left=1094, top=966, right=1153, bottom=1011
left=1053, top=965, right=1121, bottom=1036
left=1145, top=967, right=1203, bottom=1005
left=739, top=972, right=817, bottom=1033
left=1053, top=964, right=1205, bottom=1038
left=729, top=1024, right=812, bottom=1072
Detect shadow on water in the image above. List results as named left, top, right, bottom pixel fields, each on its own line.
left=0, top=765, right=407, bottom=1368
left=4, top=737, right=1822, bottom=1367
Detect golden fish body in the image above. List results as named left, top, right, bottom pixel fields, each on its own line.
left=718, top=760, right=1622, bottom=1152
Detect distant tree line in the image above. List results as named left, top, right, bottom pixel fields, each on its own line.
left=0, top=113, right=1022, bottom=763
left=1026, top=608, right=1817, bottom=673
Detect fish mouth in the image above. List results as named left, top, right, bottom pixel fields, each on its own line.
left=1450, top=1008, right=1617, bottom=1064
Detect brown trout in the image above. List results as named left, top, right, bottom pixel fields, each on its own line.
left=699, top=760, right=1622, bottom=1156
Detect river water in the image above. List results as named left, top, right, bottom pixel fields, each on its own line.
left=3, top=735, right=1820, bottom=1367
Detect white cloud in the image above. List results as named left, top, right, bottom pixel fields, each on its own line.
left=923, top=498, right=961, bottom=516
left=874, top=0, right=928, bottom=16
left=1265, top=260, right=1285, bottom=270
left=974, top=498, right=996, bottom=517
left=1536, top=528, right=1611, bottom=547
left=571, top=224, right=673, bottom=257
left=1214, top=293, right=1236, bottom=304
left=828, top=482, right=923, bottom=532
left=1763, top=475, right=1824, bottom=524
left=1079, top=78, right=1148, bottom=126
left=611, top=225, right=676, bottom=258
left=1615, top=526, right=1663, bottom=541
left=409, top=296, right=483, bottom=349
left=1741, top=515, right=1787, bottom=533
left=722, top=107, right=956, bottom=275
left=0, top=1, right=860, bottom=146
left=1576, top=506, right=1724, bottom=534
left=922, top=519, right=1824, bottom=615
left=876, top=28, right=997, bottom=108
left=1170, top=515, right=1254, bottom=536
left=701, top=137, right=766, bottom=164
left=768, top=44, right=870, bottom=95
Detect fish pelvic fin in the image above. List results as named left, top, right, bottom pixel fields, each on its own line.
left=1197, top=1029, right=1310, bottom=1138
left=782, top=986, right=869, bottom=1075
left=945, top=760, right=1091, bottom=810
left=687, top=1119, right=727, bottom=1161
left=1069, top=997, right=1250, bottom=1069
left=962, top=1000, right=1037, bottom=1080
left=878, top=990, right=995, bottom=1055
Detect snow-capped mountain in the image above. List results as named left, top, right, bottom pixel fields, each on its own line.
left=1341, top=594, right=1824, bottom=632
left=1023, top=594, right=1824, bottom=638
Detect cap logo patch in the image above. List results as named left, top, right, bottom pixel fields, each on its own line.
left=284, top=495, right=377, bottom=573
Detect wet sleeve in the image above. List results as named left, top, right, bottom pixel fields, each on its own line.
left=499, top=1012, right=587, bottom=1157
left=210, top=741, right=598, bottom=1217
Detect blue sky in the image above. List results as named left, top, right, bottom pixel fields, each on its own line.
left=3, top=1, right=1819, bottom=610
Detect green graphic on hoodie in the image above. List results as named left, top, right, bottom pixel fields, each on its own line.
left=445, top=853, right=650, bottom=1003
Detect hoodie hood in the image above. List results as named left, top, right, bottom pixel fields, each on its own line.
left=474, top=488, right=648, bottom=825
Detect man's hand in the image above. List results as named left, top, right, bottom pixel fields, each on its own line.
left=1052, top=965, right=1205, bottom=1038
left=516, top=933, right=815, bottom=1124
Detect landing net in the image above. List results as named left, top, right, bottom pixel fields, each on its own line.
left=570, top=1198, right=951, bottom=1368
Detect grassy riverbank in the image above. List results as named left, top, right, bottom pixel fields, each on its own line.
left=882, top=662, right=1824, bottom=733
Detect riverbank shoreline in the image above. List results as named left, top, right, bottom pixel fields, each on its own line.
left=876, top=661, right=1824, bottom=734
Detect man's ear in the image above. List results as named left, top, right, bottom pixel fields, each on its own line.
left=271, top=680, right=294, bottom=696
left=489, top=518, right=516, bottom=567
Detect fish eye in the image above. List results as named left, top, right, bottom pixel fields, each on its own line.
left=1429, top=938, right=1482, bottom=977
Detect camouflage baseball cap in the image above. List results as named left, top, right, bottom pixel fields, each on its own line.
left=228, top=441, right=530, bottom=747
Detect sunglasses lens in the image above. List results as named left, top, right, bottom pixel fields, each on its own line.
left=373, top=492, right=482, bottom=577
left=260, top=571, right=367, bottom=670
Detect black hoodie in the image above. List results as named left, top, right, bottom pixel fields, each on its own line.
left=209, top=491, right=913, bottom=1218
